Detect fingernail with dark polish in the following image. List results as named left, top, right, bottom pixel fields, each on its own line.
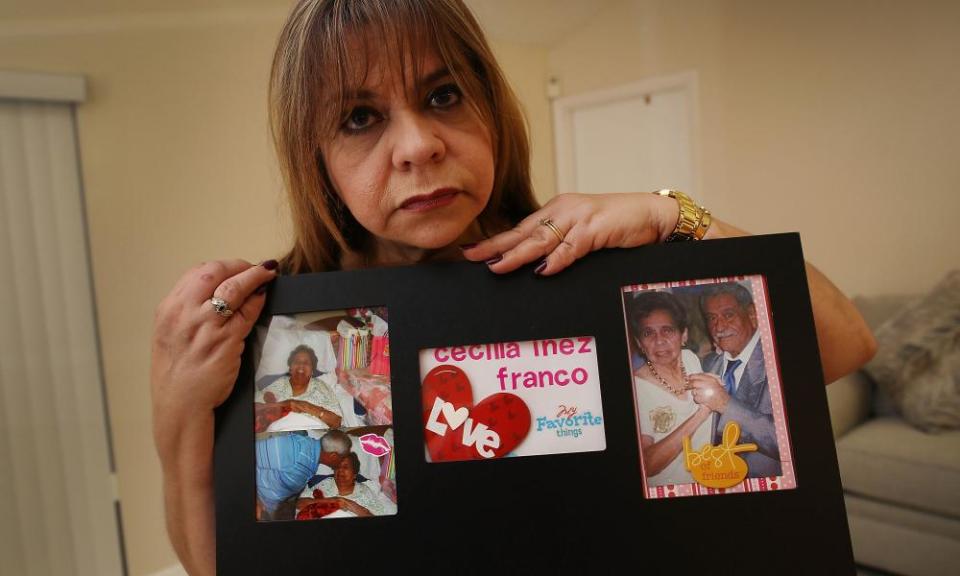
left=459, top=243, right=477, bottom=250
left=533, top=260, right=548, bottom=275
left=485, top=255, right=502, bottom=266
left=262, top=259, right=278, bottom=271
left=255, top=283, right=268, bottom=295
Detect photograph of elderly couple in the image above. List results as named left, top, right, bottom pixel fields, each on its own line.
left=622, top=277, right=795, bottom=498
left=252, top=307, right=397, bottom=521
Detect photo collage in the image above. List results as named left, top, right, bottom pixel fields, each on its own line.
left=253, top=307, right=396, bottom=521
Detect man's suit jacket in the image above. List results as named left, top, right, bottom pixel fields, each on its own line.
left=702, top=342, right=782, bottom=478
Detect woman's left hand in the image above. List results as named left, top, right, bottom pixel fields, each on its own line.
left=462, top=192, right=679, bottom=275
left=287, top=399, right=309, bottom=413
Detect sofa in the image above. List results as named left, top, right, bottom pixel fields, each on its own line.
left=827, top=295, right=960, bottom=576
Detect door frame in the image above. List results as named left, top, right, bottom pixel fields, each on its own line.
left=551, top=70, right=702, bottom=199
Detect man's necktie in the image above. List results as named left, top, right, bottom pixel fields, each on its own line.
left=723, top=359, right=742, bottom=395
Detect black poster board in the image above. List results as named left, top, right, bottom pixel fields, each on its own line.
left=215, top=233, right=854, bottom=574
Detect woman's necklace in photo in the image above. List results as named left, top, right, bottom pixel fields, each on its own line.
left=646, top=359, right=691, bottom=396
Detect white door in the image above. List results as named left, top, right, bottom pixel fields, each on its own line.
left=553, top=72, right=699, bottom=198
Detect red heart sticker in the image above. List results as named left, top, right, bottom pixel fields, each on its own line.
left=423, top=365, right=475, bottom=459
left=422, top=365, right=474, bottom=419
left=423, top=365, right=531, bottom=462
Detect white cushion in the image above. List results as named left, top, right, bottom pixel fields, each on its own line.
left=837, top=417, right=960, bottom=518
left=846, top=494, right=960, bottom=576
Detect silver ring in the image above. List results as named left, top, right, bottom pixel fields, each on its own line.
left=210, top=297, right=234, bottom=318
left=538, top=218, right=565, bottom=243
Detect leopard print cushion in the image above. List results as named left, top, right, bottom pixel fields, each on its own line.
left=865, top=270, right=960, bottom=432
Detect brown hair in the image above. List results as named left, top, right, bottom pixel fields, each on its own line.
left=269, top=0, right=539, bottom=273
left=628, top=291, right=689, bottom=336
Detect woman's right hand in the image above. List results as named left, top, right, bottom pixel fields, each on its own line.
left=152, top=259, right=278, bottom=428
left=336, top=497, right=372, bottom=517
left=150, top=259, right=277, bottom=576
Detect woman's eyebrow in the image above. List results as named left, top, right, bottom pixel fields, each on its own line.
left=343, top=67, right=451, bottom=101
left=344, top=87, right=377, bottom=101
left=419, top=66, right=452, bottom=86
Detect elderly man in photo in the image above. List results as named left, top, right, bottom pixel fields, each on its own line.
left=691, top=283, right=782, bottom=478
left=256, top=429, right=355, bottom=521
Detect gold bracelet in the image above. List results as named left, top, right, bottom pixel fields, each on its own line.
left=653, top=189, right=712, bottom=242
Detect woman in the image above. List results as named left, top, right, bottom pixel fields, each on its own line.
left=629, top=291, right=715, bottom=487
left=255, top=344, right=342, bottom=430
left=296, top=452, right=385, bottom=518
left=151, top=1, right=876, bottom=574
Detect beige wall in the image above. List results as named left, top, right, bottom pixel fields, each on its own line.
left=0, top=8, right=553, bottom=575
left=490, top=41, right=555, bottom=203
left=548, top=0, right=960, bottom=296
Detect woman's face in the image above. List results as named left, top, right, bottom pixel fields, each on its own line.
left=289, top=351, right=313, bottom=380
left=321, top=42, right=495, bottom=254
left=335, top=457, right=357, bottom=486
left=638, top=309, right=687, bottom=366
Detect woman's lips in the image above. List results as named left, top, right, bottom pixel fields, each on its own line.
left=651, top=349, right=675, bottom=359
left=399, top=188, right=460, bottom=212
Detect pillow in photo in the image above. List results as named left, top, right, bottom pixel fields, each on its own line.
left=865, top=270, right=960, bottom=432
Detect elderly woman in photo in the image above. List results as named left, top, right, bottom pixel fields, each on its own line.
left=296, top=452, right=385, bottom=518
left=629, top=291, right=721, bottom=487
left=256, top=344, right=343, bottom=429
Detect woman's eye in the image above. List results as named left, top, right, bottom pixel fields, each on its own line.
left=342, top=106, right=381, bottom=132
left=427, top=84, right=462, bottom=109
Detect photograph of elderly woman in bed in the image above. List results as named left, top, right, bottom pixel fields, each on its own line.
left=296, top=452, right=386, bottom=518
left=257, top=427, right=396, bottom=521
left=623, top=277, right=793, bottom=497
left=255, top=344, right=343, bottom=430
left=253, top=308, right=392, bottom=432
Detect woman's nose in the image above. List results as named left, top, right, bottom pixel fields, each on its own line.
left=390, top=111, right=445, bottom=169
